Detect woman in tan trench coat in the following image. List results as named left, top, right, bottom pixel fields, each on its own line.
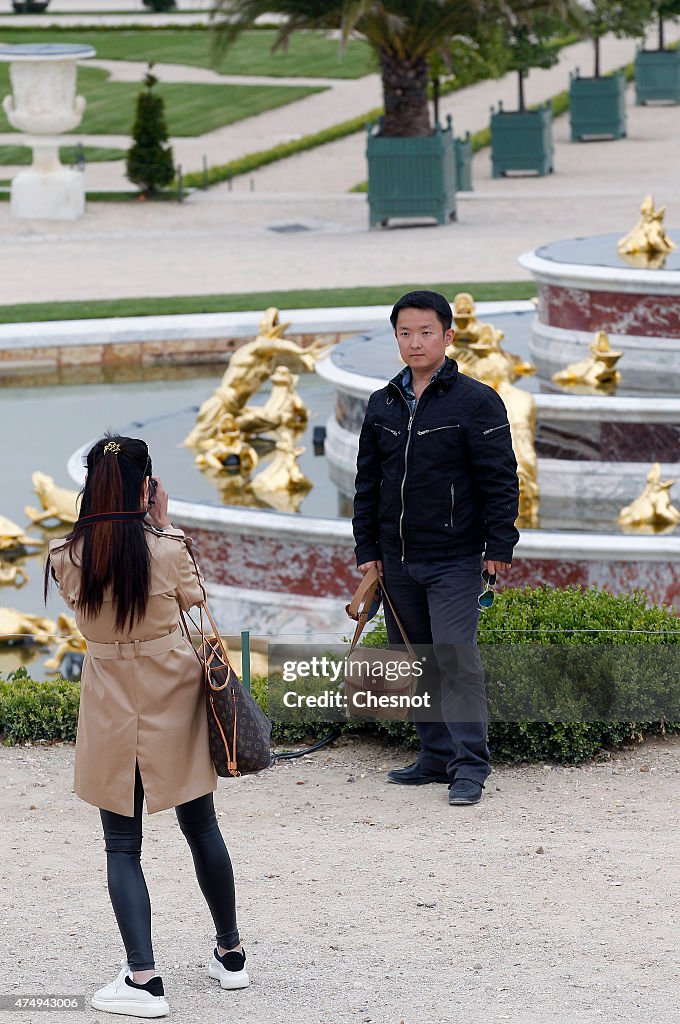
left=47, top=435, right=250, bottom=1019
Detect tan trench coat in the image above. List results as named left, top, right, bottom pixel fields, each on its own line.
left=49, top=527, right=216, bottom=816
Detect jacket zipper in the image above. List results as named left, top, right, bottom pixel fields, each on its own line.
left=416, top=424, right=460, bottom=436
left=482, top=423, right=510, bottom=435
left=389, top=379, right=438, bottom=563
left=376, top=423, right=400, bottom=436
left=449, top=484, right=455, bottom=528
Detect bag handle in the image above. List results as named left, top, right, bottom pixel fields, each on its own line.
left=346, top=567, right=416, bottom=660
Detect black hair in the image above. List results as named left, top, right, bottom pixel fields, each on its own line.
left=45, top=434, right=153, bottom=632
left=390, top=290, right=453, bottom=333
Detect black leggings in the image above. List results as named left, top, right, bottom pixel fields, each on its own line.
left=99, top=763, right=240, bottom=971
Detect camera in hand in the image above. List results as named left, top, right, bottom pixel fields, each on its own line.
left=148, top=476, right=158, bottom=507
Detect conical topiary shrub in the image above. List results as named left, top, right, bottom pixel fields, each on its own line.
left=126, top=66, right=175, bottom=196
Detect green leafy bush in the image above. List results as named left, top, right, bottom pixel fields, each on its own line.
left=2, top=587, right=678, bottom=763
left=126, top=67, right=175, bottom=195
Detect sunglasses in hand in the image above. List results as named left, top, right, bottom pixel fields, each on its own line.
left=478, top=568, right=496, bottom=610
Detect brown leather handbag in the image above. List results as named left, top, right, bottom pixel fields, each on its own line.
left=181, top=601, right=272, bottom=777
left=344, top=567, right=420, bottom=723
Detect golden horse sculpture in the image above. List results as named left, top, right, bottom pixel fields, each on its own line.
left=552, top=330, right=622, bottom=392
left=0, top=558, right=29, bottom=587
left=0, top=608, right=57, bottom=646
left=25, top=471, right=79, bottom=527
left=44, top=614, right=87, bottom=673
left=447, top=292, right=536, bottom=381
left=195, top=414, right=259, bottom=475
left=0, top=514, right=43, bottom=553
left=467, top=337, right=540, bottom=527
left=237, top=365, right=309, bottom=436
left=617, top=195, right=676, bottom=268
left=183, top=309, right=326, bottom=449
left=619, top=463, right=680, bottom=528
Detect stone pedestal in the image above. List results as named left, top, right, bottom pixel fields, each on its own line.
left=0, top=43, right=95, bottom=221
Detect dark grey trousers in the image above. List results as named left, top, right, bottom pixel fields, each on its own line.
left=381, top=553, right=491, bottom=785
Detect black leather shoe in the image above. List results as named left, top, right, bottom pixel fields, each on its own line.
left=448, top=779, right=484, bottom=805
left=387, top=763, right=450, bottom=786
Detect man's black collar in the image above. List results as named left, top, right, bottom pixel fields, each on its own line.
left=388, top=355, right=458, bottom=397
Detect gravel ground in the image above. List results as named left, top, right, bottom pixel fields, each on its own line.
left=1, top=735, right=679, bottom=1024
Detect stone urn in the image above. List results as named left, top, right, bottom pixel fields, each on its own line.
left=0, top=43, right=95, bottom=220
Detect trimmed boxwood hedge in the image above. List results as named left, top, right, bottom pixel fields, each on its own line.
left=1, top=585, right=678, bottom=763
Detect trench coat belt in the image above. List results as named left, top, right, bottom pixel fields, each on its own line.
left=85, top=625, right=184, bottom=660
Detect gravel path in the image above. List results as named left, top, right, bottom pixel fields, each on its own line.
left=1, top=735, right=678, bottom=1024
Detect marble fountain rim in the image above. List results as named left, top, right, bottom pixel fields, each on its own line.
left=0, top=44, right=96, bottom=62
left=316, top=353, right=680, bottom=420
left=519, top=247, right=680, bottom=295
left=67, top=440, right=680, bottom=563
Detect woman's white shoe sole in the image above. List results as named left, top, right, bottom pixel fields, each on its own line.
left=208, top=963, right=250, bottom=990
left=90, top=995, right=169, bottom=1018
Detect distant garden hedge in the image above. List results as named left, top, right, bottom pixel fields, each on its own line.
left=1, top=585, right=678, bottom=763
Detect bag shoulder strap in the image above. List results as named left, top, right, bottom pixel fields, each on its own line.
left=346, top=568, right=415, bottom=659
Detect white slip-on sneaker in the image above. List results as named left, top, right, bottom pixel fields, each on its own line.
left=208, top=947, right=249, bottom=990
left=91, top=960, right=169, bottom=1018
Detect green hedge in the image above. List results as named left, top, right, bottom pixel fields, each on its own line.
left=2, top=586, right=678, bottom=762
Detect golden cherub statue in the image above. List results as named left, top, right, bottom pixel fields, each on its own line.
left=0, top=514, right=43, bottom=553
left=0, top=557, right=28, bottom=587
left=619, top=463, right=680, bottom=528
left=0, top=608, right=57, bottom=647
left=24, top=471, right=79, bottom=527
left=617, top=195, right=676, bottom=265
left=44, top=614, right=87, bottom=673
left=237, top=365, right=309, bottom=436
left=195, top=413, right=259, bottom=475
left=250, top=428, right=312, bottom=498
left=447, top=293, right=535, bottom=381
left=183, top=309, right=327, bottom=449
left=468, top=344, right=540, bottom=527
left=552, top=330, right=622, bottom=392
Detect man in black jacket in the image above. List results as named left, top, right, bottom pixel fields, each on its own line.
left=352, top=290, right=520, bottom=805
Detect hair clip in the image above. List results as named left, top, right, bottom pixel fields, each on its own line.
left=103, top=441, right=121, bottom=455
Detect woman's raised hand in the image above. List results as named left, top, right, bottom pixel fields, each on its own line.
left=146, top=476, right=171, bottom=530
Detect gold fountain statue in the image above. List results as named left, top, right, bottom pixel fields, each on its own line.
left=24, top=471, right=79, bottom=527
left=0, top=608, right=57, bottom=647
left=250, top=429, right=312, bottom=505
left=447, top=292, right=536, bottom=380
left=617, top=195, right=676, bottom=269
left=467, top=338, right=540, bottom=527
left=44, top=614, right=87, bottom=673
left=183, top=309, right=326, bottom=449
left=552, top=330, right=622, bottom=393
left=619, top=463, right=680, bottom=529
left=0, top=558, right=28, bottom=587
left=195, top=414, right=259, bottom=475
left=0, top=514, right=43, bottom=553
left=237, top=365, right=309, bottom=436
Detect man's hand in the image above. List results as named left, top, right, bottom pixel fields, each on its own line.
left=484, top=560, right=511, bottom=575
left=358, top=560, right=383, bottom=576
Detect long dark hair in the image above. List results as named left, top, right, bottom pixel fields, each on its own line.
left=45, top=434, right=153, bottom=632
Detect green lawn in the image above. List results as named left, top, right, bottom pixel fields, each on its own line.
left=0, top=283, right=536, bottom=323
left=0, top=66, right=322, bottom=137
left=0, top=145, right=125, bottom=165
left=0, top=28, right=375, bottom=78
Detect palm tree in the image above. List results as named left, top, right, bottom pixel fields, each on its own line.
left=212, top=1, right=558, bottom=137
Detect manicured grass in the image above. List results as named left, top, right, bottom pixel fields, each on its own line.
left=0, top=283, right=536, bottom=323
left=0, top=145, right=125, bottom=165
left=0, top=65, right=322, bottom=137
left=0, top=28, right=375, bottom=78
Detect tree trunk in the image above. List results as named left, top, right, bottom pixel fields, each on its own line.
left=379, top=49, right=430, bottom=137
left=594, top=36, right=600, bottom=78
left=518, top=70, right=526, bottom=112
left=659, top=14, right=665, bottom=51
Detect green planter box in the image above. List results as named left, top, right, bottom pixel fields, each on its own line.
left=490, top=102, right=553, bottom=177
left=569, top=71, right=626, bottom=140
left=12, top=1, right=50, bottom=9
left=635, top=48, right=680, bottom=104
left=455, top=131, right=473, bottom=192
left=366, top=117, right=456, bottom=228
